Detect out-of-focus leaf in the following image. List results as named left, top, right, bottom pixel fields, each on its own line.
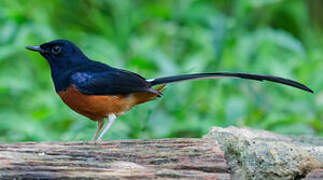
left=211, top=15, right=228, bottom=62
left=0, top=0, right=321, bottom=142
left=225, top=97, right=246, bottom=126
left=148, top=109, right=173, bottom=137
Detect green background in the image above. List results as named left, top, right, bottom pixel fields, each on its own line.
left=0, top=0, right=322, bottom=142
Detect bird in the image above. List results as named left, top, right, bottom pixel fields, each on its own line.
left=26, top=39, right=313, bottom=141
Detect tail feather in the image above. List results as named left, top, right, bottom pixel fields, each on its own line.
left=148, top=72, right=313, bottom=93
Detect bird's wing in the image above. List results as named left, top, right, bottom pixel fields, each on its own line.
left=71, top=70, right=160, bottom=95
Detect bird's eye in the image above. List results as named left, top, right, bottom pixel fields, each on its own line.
left=51, top=46, right=62, bottom=55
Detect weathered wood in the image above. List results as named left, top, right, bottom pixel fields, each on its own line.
left=304, top=168, right=323, bottom=180
left=0, top=138, right=229, bottom=179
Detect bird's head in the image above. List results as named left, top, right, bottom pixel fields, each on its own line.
left=26, top=39, right=89, bottom=69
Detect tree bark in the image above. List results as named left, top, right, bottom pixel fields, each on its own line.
left=304, top=168, right=323, bottom=180
left=0, top=138, right=230, bottom=179
left=1, top=127, right=322, bottom=179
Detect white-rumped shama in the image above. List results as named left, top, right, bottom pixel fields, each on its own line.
left=26, top=40, right=313, bottom=141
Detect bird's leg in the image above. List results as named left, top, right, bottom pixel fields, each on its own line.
left=97, top=114, right=116, bottom=141
left=91, top=120, right=105, bottom=141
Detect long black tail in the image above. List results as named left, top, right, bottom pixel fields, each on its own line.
left=148, top=72, right=313, bottom=93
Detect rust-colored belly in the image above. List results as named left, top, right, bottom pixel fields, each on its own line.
left=58, top=85, right=133, bottom=120
left=57, top=85, right=164, bottom=121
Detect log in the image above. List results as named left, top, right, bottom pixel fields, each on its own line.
left=304, top=168, right=323, bottom=180
left=0, top=138, right=230, bottom=179
left=1, top=127, right=322, bottom=179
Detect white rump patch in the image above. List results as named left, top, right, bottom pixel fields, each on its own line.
left=146, top=79, right=155, bottom=82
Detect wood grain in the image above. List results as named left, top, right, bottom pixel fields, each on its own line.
left=0, top=138, right=230, bottom=179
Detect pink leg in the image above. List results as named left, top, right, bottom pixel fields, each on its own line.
left=91, top=120, right=105, bottom=141
left=97, top=114, right=116, bottom=141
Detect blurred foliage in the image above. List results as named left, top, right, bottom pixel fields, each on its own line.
left=0, top=0, right=322, bottom=142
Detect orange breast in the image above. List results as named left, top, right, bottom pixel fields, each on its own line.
left=57, top=85, right=162, bottom=121
left=58, top=85, right=132, bottom=120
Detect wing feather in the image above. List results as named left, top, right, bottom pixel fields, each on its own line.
left=71, top=70, right=157, bottom=95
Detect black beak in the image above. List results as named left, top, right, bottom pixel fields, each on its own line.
left=25, top=45, right=43, bottom=53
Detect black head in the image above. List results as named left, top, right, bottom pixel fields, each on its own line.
left=26, top=39, right=89, bottom=70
